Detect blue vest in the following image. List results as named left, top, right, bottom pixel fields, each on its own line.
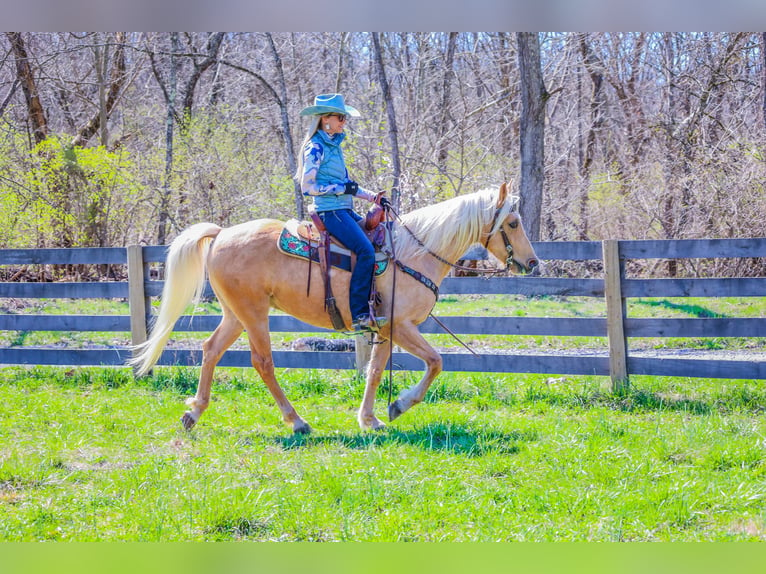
left=309, top=131, right=355, bottom=212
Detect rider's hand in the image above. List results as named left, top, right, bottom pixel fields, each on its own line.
left=375, top=192, right=391, bottom=209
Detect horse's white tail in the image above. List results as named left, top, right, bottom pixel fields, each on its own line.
left=129, top=222, right=222, bottom=376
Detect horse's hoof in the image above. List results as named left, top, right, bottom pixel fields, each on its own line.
left=359, top=416, right=387, bottom=431
left=293, top=422, right=312, bottom=435
left=180, top=412, right=197, bottom=431
left=388, top=400, right=403, bottom=422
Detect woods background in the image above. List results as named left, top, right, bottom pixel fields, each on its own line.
left=0, top=32, right=764, bottom=274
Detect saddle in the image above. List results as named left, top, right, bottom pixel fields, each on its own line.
left=304, top=204, right=386, bottom=247
left=278, top=205, right=391, bottom=331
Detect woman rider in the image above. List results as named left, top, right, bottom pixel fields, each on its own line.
left=295, top=93, right=389, bottom=333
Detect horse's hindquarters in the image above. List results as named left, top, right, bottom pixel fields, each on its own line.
left=206, top=220, right=344, bottom=332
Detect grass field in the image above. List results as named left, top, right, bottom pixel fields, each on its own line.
left=1, top=293, right=764, bottom=541
left=2, top=365, right=766, bottom=541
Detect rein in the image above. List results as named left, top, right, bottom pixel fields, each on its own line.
left=385, top=208, right=396, bottom=407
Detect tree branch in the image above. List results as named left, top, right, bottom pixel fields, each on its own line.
left=71, top=32, right=127, bottom=147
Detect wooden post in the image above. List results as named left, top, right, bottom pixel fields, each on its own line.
left=127, top=245, right=150, bottom=347
left=603, top=240, right=629, bottom=393
left=355, top=333, right=372, bottom=378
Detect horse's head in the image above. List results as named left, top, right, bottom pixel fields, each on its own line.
left=484, top=182, right=539, bottom=274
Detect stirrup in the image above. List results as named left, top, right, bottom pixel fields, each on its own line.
left=352, top=314, right=388, bottom=333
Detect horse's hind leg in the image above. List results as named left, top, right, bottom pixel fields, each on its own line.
left=182, top=311, right=243, bottom=430
left=243, top=314, right=312, bottom=435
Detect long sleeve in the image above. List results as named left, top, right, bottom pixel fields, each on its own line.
left=354, top=186, right=377, bottom=203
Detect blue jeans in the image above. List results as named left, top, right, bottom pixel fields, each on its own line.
left=319, top=209, right=375, bottom=320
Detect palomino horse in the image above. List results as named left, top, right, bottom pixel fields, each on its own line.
left=130, top=182, right=539, bottom=433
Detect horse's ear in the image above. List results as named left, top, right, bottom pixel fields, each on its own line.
left=496, top=182, right=508, bottom=208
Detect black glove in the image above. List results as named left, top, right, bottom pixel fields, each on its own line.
left=343, top=181, right=359, bottom=195
left=379, top=196, right=392, bottom=209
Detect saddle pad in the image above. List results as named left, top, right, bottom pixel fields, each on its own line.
left=278, top=226, right=389, bottom=276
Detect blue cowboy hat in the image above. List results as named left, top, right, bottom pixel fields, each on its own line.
left=299, top=93, right=360, bottom=117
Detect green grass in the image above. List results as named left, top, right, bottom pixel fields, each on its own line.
left=2, top=366, right=766, bottom=541
left=1, top=294, right=764, bottom=540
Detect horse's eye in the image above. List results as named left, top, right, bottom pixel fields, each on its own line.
left=509, top=220, right=518, bottom=229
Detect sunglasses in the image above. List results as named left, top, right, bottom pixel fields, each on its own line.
left=327, top=113, right=347, bottom=122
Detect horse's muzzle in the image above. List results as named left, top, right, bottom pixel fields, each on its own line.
left=515, top=257, right=540, bottom=276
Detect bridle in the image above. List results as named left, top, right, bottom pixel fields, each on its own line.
left=483, top=207, right=517, bottom=273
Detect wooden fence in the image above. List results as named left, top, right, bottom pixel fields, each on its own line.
left=1, top=239, right=765, bottom=390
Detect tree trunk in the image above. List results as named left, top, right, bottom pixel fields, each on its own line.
left=608, top=33, right=647, bottom=167
left=436, top=32, right=458, bottom=193
left=266, top=33, right=303, bottom=219
left=516, top=32, right=548, bottom=242
left=6, top=32, right=48, bottom=144
left=0, top=78, right=20, bottom=120
left=335, top=32, right=347, bottom=93
left=209, top=60, right=225, bottom=106
left=371, top=33, right=402, bottom=208
left=577, top=33, right=604, bottom=240
left=762, top=33, right=766, bottom=131
left=158, top=32, right=180, bottom=245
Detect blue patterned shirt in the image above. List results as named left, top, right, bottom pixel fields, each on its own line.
left=301, top=130, right=375, bottom=212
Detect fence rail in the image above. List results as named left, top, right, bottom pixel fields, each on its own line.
left=1, top=239, right=765, bottom=390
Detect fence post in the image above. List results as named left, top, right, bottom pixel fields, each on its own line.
left=602, top=240, right=629, bottom=393
left=355, top=334, right=372, bottom=378
left=127, top=245, right=150, bottom=347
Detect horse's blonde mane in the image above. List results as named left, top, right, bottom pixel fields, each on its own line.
left=393, top=187, right=519, bottom=261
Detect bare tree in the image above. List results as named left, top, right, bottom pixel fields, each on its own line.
left=0, top=31, right=764, bottom=261
left=0, top=78, right=20, bottom=120
left=148, top=32, right=226, bottom=242
left=179, top=32, right=225, bottom=129
left=265, top=33, right=303, bottom=218
left=149, top=33, right=225, bottom=130
left=334, top=32, right=348, bottom=93
left=762, top=33, right=766, bottom=131
left=659, top=34, right=748, bottom=244
left=70, top=32, right=128, bottom=147
left=153, top=32, right=180, bottom=245
left=577, top=33, right=605, bottom=240
left=517, top=32, right=548, bottom=242
left=435, top=32, right=458, bottom=192
left=6, top=32, right=48, bottom=144
left=371, top=33, right=402, bottom=208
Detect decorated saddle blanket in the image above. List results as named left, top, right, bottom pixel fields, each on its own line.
left=278, top=219, right=390, bottom=276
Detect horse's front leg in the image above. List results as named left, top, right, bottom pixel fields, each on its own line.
left=357, top=337, right=392, bottom=431
left=386, top=323, right=442, bottom=422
